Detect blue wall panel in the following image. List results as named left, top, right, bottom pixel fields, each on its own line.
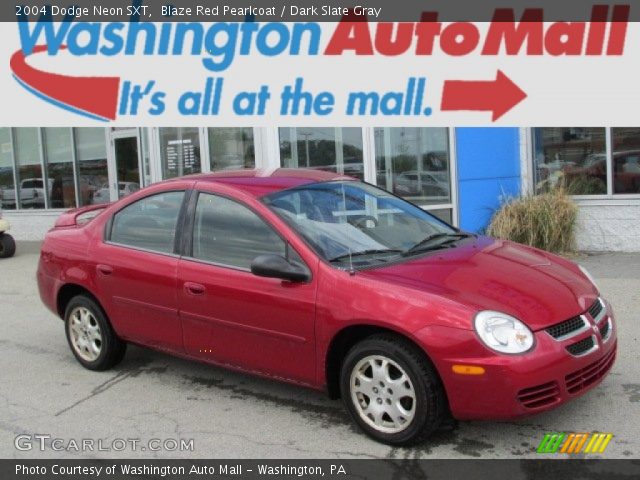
left=456, top=128, right=521, bottom=233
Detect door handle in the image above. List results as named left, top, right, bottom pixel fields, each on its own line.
left=96, top=264, right=113, bottom=276
left=184, top=282, right=205, bottom=296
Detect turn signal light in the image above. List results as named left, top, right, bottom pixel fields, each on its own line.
left=452, top=364, right=485, bottom=375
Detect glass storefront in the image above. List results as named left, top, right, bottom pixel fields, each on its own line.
left=533, top=128, right=607, bottom=195
left=279, top=127, right=364, bottom=179
left=14, top=128, right=44, bottom=209
left=0, top=128, right=15, bottom=210
left=75, top=128, right=109, bottom=206
left=533, top=127, right=640, bottom=196
left=0, top=127, right=460, bottom=226
left=374, top=127, right=452, bottom=217
left=43, top=128, right=75, bottom=209
left=160, top=127, right=201, bottom=179
left=611, top=128, right=640, bottom=194
left=208, top=127, right=255, bottom=171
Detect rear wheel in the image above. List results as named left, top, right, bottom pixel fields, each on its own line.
left=340, top=334, right=446, bottom=446
left=0, top=233, right=16, bottom=258
left=64, top=295, right=126, bottom=371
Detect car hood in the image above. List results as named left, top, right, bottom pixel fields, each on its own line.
left=359, top=236, right=598, bottom=331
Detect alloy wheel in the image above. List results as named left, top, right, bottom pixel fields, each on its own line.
left=350, top=355, right=417, bottom=434
left=68, top=306, right=103, bottom=362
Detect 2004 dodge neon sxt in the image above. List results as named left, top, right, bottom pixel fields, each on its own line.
left=37, top=169, right=616, bottom=445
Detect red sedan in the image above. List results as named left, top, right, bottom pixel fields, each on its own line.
left=37, top=169, right=616, bottom=445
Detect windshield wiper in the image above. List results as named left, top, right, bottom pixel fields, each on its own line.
left=402, top=233, right=471, bottom=257
left=329, top=249, right=403, bottom=263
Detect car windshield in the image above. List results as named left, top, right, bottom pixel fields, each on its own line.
left=263, top=181, right=459, bottom=268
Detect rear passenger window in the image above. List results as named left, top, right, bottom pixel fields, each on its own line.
left=110, top=191, right=185, bottom=254
left=191, top=193, right=292, bottom=270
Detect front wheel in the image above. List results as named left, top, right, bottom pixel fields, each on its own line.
left=0, top=233, right=16, bottom=258
left=340, top=334, right=446, bottom=446
left=64, top=295, right=126, bottom=371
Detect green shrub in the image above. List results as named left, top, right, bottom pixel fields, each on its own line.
left=487, top=189, right=578, bottom=253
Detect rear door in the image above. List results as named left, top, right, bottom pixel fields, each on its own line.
left=91, top=187, right=189, bottom=351
left=177, top=190, right=318, bottom=384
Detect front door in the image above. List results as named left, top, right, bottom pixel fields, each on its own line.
left=177, top=191, right=318, bottom=385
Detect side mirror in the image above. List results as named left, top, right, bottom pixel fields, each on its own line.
left=250, top=254, right=310, bottom=283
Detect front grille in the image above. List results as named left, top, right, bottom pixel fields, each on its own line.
left=599, top=320, right=610, bottom=339
left=545, top=316, right=585, bottom=339
left=588, top=299, right=604, bottom=320
left=565, top=346, right=616, bottom=394
left=566, top=336, right=596, bottom=356
left=517, top=381, right=561, bottom=409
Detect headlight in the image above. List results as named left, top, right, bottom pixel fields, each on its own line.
left=474, top=311, right=534, bottom=354
left=578, top=265, right=599, bottom=292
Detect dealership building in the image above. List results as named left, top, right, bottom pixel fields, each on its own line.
left=1, top=126, right=639, bottom=251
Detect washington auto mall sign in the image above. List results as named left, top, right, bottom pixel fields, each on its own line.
left=9, top=4, right=631, bottom=121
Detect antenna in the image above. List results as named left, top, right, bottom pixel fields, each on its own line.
left=340, top=181, right=355, bottom=276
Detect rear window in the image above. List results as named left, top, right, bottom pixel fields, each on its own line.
left=109, top=191, right=185, bottom=254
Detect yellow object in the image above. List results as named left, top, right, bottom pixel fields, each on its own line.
left=452, top=365, right=485, bottom=375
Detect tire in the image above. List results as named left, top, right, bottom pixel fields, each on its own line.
left=64, top=295, right=126, bottom=371
left=0, top=233, right=16, bottom=258
left=340, top=334, right=446, bottom=446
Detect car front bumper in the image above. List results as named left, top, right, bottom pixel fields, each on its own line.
left=414, top=301, right=617, bottom=420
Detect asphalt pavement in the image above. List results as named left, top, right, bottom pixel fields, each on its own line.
left=0, top=243, right=638, bottom=459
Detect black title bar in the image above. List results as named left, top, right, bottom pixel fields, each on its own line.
left=3, top=459, right=640, bottom=480
left=4, top=0, right=640, bottom=22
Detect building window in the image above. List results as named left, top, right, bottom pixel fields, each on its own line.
left=14, top=128, right=45, bottom=209
left=159, top=127, right=201, bottom=179
left=75, top=128, right=109, bottom=206
left=374, top=127, right=452, bottom=222
left=279, top=128, right=364, bottom=179
left=0, top=128, right=15, bottom=210
left=611, top=128, right=640, bottom=194
left=533, top=127, right=640, bottom=196
left=208, top=128, right=255, bottom=171
left=140, top=128, right=151, bottom=187
left=533, top=128, right=607, bottom=195
left=43, top=128, right=76, bottom=209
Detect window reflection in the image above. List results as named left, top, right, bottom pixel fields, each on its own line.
left=534, top=128, right=607, bottom=195
left=14, top=128, right=45, bottom=209
left=0, top=128, right=15, bottom=210
left=611, top=128, right=640, bottom=194
left=75, top=128, right=109, bottom=206
left=208, top=128, right=255, bottom=171
left=279, top=128, right=364, bottom=180
left=374, top=128, right=451, bottom=207
left=43, top=128, right=76, bottom=208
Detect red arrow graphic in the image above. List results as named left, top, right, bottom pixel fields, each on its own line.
left=441, top=70, right=527, bottom=121
left=10, top=45, right=120, bottom=121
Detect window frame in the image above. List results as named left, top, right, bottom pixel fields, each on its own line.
left=531, top=127, right=640, bottom=201
left=105, top=189, right=190, bottom=257
left=181, top=189, right=311, bottom=277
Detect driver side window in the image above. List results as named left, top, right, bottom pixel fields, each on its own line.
left=191, top=193, right=300, bottom=270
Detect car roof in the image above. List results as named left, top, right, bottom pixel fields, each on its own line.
left=164, top=168, right=355, bottom=197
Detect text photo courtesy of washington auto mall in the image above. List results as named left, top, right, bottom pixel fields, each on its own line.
left=0, top=0, right=639, bottom=479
